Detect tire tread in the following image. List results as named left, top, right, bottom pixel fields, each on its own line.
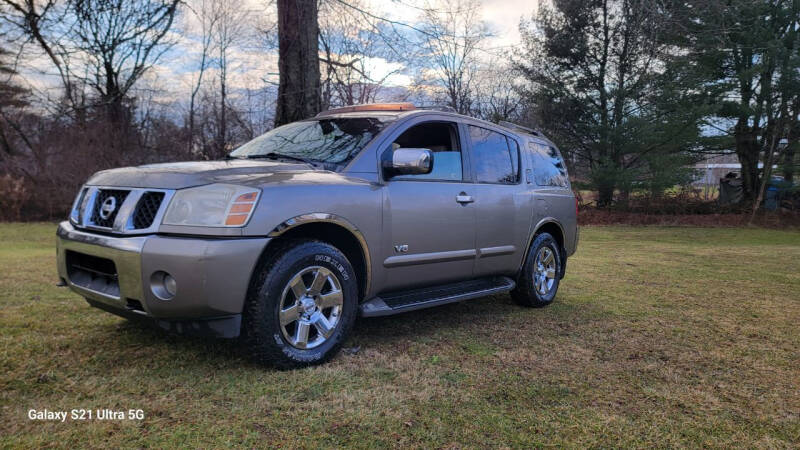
left=511, top=233, right=561, bottom=308
left=242, top=239, right=356, bottom=369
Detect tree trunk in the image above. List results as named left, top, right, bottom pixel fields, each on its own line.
left=597, top=185, right=614, bottom=207
left=188, top=46, right=208, bottom=155
left=219, top=49, right=227, bottom=158
left=750, top=133, right=779, bottom=223
left=733, top=121, right=760, bottom=203
left=784, top=140, right=797, bottom=183
left=784, top=109, right=799, bottom=183
left=275, top=0, right=321, bottom=126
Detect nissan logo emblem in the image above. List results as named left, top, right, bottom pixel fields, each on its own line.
left=99, top=196, right=117, bottom=220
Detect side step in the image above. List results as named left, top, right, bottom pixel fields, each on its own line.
left=359, top=276, right=516, bottom=317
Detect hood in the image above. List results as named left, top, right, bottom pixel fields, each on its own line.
left=85, top=159, right=315, bottom=190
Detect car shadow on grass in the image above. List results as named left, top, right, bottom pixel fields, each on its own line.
left=354, top=291, right=599, bottom=340
left=73, top=291, right=590, bottom=371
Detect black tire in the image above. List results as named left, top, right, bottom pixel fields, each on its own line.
left=243, top=239, right=358, bottom=369
left=511, top=232, right=562, bottom=307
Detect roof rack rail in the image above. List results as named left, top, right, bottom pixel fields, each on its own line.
left=498, top=120, right=540, bottom=136
left=316, top=103, right=416, bottom=117
left=416, top=104, right=457, bottom=113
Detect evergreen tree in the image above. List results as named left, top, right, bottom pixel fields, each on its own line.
left=679, top=0, right=800, bottom=202
left=0, top=46, right=30, bottom=156
left=516, top=0, right=710, bottom=206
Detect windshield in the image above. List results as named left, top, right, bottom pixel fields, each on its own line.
left=230, top=117, right=393, bottom=166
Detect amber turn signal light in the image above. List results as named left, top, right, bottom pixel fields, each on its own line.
left=225, top=191, right=259, bottom=226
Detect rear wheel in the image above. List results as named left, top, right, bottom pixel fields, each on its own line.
left=511, top=232, right=562, bottom=307
left=243, top=240, right=358, bottom=368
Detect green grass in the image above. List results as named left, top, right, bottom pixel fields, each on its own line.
left=1, top=223, right=799, bottom=448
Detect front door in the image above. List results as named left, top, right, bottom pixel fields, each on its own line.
left=381, top=120, right=477, bottom=291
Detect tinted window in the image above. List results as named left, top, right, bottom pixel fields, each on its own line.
left=469, top=126, right=518, bottom=184
left=391, top=122, right=462, bottom=181
left=530, top=142, right=568, bottom=187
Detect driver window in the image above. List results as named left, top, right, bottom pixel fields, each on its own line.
left=391, top=122, right=463, bottom=181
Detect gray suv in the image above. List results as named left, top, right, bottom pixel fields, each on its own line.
left=56, top=103, right=578, bottom=368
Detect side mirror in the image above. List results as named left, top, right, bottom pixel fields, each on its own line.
left=382, top=148, right=433, bottom=177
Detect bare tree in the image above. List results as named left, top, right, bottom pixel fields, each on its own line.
left=2, top=0, right=180, bottom=126
left=185, top=0, right=218, bottom=153
left=318, top=0, right=411, bottom=108
left=1, top=0, right=81, bottom=110
left=0, top=46, right=30, bottom=156
left=70, top=0, right=180, bottom=120
left=472, top=62, right=521, bottom=123
left=417, top=0, right=491, bottom=114
left=210, top=0, right=248, bottom=156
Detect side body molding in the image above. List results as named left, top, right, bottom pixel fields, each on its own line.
left=267, top=213, right=372, bottom=298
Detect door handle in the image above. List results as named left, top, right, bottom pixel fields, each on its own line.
left=456, top=193, right=474, bottom=204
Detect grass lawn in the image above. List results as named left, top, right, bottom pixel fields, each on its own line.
left=1, top=223, right=799, bottom=448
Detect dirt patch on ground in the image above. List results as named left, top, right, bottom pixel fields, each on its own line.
left=579, top=208, right=800, bottom=229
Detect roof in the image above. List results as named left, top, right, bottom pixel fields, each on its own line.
left=314, top=103, right=550, bottom=142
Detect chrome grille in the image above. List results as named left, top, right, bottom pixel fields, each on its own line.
left=132, top=192, right=165, bottom=229
left=90, top=189, right=130, bottom=228
left=71, top=186, right=174, bottom=234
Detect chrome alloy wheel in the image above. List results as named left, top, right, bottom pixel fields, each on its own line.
left=534, top=246, right=557, bottom=296
left=279, top=266, right=344, bottom=349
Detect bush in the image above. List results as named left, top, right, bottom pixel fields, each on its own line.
left=0, top=174, right=30, bottom=221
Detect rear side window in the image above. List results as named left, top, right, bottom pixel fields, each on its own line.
left=529, top=142, right=568, bottom=187
left=469, top=126, right=519, bottom=184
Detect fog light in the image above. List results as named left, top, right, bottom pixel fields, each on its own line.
left=150, top=271, right=176, bottom=300
left=164, top=274, right=177, bottom=296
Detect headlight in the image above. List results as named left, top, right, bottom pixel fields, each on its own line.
left=69, top=186, right=88, bottom=224
left=162, top=184, right=260, bottom=227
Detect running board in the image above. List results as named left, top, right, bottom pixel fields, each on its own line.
left=360, top=276, right=515, bottom=317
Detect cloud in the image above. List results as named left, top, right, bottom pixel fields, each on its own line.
left=480, top=0, right=539, bottom=48
left=11, top=0, right=528, bottom=103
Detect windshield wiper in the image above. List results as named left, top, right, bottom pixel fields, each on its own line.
left=245, top=152, right=319, bottom=167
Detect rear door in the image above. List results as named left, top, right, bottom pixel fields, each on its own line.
left=467, top=125, right=532, bottom=277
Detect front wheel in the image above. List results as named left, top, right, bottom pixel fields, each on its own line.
left=243, top=240, right=358, bottom=368
left=511, top=232, right=562, bottom=307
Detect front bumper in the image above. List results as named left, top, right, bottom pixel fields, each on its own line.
left=56, top=221, right=269, bottom=337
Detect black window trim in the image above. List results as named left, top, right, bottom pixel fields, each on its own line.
left=465, top=124, right=523, bottom=186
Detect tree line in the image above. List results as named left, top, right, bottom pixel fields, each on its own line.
left=0, top=0, right=798, bottom=220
